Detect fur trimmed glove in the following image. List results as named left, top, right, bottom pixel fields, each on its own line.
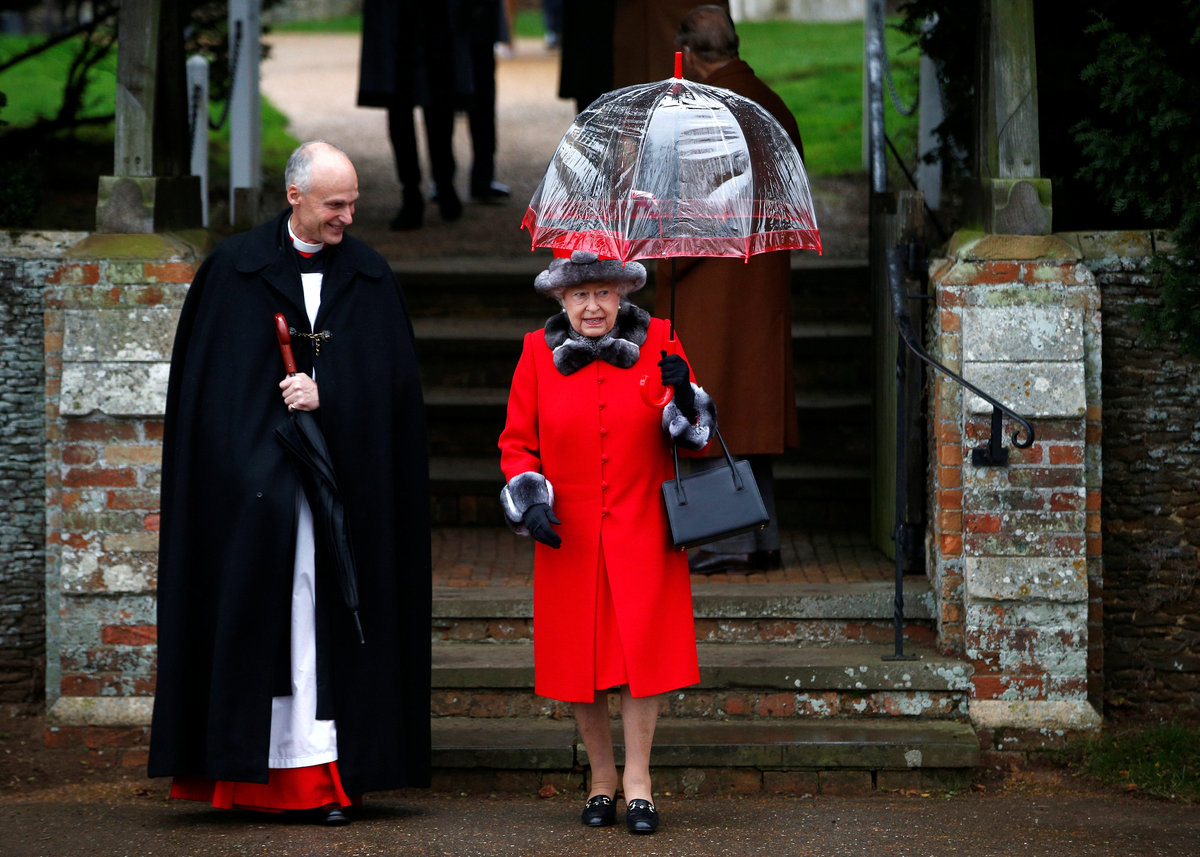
left=522, top=503, right=561, bottom=549
left=659, top=351, right=697, bottom=422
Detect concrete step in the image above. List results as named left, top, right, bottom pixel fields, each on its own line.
left=432, top=581, right=935, bottom=646
left=430, top=716, right=980, bottom=790
left=399, top=257, right=870, bottom=319
left=423, top=386, right=871, bottom=459
left=429, top=641, right=970, bottom=720
left=428, top=456, right=876, bottom=526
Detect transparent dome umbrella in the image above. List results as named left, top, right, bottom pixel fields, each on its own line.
left=522, top=56, right=821, bottom=403
left=522, top=60, right=821, bottom=264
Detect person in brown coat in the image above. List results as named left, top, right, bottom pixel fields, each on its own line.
left=654, top=5, right=805, bottom=574
left=612, top=0, right=730, bottom=87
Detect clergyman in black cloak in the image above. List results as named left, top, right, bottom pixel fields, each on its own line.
left=148, top=141, right=431, bottom=821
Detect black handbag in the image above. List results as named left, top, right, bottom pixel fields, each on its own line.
left=661, top=428, right=769, bottom=550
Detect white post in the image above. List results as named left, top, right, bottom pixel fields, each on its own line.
left=916, top=15, right=943, bottom=210
left=187, top=55, right=210, bottom=227
left=228, top=0, right=261, bottom=227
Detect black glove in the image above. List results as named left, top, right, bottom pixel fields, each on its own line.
left=659, top=351, right=697, bottom=422
left=522, top=503, right=562, bottom=549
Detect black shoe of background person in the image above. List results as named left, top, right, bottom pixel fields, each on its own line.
left=471, top=180, right=511, bottom=204
left=625, top=799, right=659, bottom=834
left=688, top=550, right=753, bottom=574
left=580, top=794, right=616, bottom=827
left=389, top=193, right=424, bottom=231
left=751, top=549, right=783, bottom=571
left=436, top=184, right=463, bottom=222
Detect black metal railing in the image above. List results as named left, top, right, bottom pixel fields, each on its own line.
left=866, top=0, right=1035, bottom=661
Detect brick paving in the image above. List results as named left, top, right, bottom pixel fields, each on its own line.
left=431, top=526, right=892, bottom=587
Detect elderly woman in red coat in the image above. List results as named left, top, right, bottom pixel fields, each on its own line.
left=498, top=250, right=715, bottom=834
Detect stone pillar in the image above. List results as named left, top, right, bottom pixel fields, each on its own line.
left=927, top=232, right=1102, bottom=744
left=42, top=233, right=206, bottom=759
left=96, top=0, right=201, bottom=233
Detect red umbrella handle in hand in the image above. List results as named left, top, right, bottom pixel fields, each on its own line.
left=274, top=313, right=297, bottom=376
left=639, top=335, right=677, bottom=407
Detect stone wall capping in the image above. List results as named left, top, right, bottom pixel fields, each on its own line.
left=969, top=699, right=1101, bottom=733
left=47, top=695, right=154, bottom=728
left=0, top=230, right=90, bottom=258
left=63, top=230, right=212, bottom=261
left=946, top=232, right=1081, bottom=263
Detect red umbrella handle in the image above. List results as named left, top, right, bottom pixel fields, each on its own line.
left=274, top=313, right=297, bottom=376
left=639, top=335, right=677, bottom=407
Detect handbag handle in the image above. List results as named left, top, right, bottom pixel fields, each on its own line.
left=669, top=427, right=744, bottom=505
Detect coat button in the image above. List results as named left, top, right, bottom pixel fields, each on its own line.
left=599, top=427, right=608, bottom=436
left=601, top=481, right=609, bottom=489
left=601, top=507, right=609, bottom=516
left=601, top=454, right=609, bottom=462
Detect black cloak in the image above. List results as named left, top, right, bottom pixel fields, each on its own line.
left=148, top=210, right=432, bottom=794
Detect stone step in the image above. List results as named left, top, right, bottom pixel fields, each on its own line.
left=429, top=642, right=970, bottom=720
left=430, top=717, right=980, bottom=789
left=399, top=257, right=870, bottom=319
left=434, top=580, right=934, bottom=617
left=412, top=317, right=872, bottom=391
left=423, top=386, right=871, bottom=459
left=428, top=456, right=874, bottom=526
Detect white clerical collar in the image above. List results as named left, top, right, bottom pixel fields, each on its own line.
left=287, top=217, right=325, bottom=255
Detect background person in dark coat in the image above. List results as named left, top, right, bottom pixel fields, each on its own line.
left=357, top=0, right=462, bottom=228
left=654, top=5, right=805, bottom=574
left=148, top=141, right=432, bottom=824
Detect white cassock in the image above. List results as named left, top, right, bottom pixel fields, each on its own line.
left=267, top=227, right=338, bottom=769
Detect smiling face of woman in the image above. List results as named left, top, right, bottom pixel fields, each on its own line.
left=563, top=283, right=620, bottom=338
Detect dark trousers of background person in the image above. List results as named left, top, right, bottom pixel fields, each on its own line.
left=467, top=36, right=498, bottom=198
left=388, top=103, right=456, bottom=205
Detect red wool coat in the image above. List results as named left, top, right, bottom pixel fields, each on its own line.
left=499, top=316, right=701, bottom=702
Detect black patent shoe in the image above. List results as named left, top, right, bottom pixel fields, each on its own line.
left=319, top=803, right=349, bottom=826
left=581, top=794, right=616, bottom=827
left=625, top=798, right=658, bottom=834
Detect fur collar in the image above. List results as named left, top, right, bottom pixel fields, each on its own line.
left=543, top=302, right=651, bottom=375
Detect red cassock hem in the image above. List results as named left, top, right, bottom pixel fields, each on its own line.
left=169, top=761, right=358, bottom=812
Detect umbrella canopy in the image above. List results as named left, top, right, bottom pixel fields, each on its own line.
left=274, top=314, right=365, bottom=644
left=522, top=72, right=821, bottom=262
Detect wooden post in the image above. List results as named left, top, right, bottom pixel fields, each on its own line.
left=96, top=0, right=201, bottom=232
left=976, top=0, right=1051, bottom=234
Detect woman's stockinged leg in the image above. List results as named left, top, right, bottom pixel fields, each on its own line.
left=573, top=691, right=618, bottom=798
left=618, top=687, right=661, bottom=803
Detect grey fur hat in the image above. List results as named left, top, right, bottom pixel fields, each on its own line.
left=533, top=250, right=646, bottom=299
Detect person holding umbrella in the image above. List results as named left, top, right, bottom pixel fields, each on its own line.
left=498, top=250, right=716, bottom=834
left=658, top=5, right=808, bottom=574
left=149, top=141, right=432, bottom=824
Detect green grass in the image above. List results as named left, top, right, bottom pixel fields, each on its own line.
left=739, top=19, right=920, bottom=177
left=0, top=33, right=298, bottom=193
left=0, top=34, right=117, bottom=126
left=1061, top=722, right=1200, bottom=802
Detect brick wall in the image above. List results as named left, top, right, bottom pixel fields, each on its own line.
left=1088, top=231, right=1200, bottom=723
